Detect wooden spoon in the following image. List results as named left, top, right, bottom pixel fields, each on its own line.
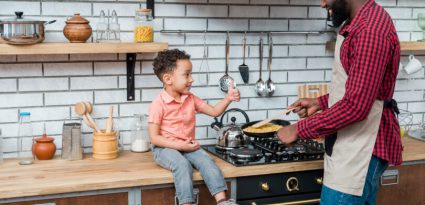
left=74, top=102, right=101, bottom=133
left=251, top=108, right=295, bottom=128
left=105, top=106, right=113, bottom=134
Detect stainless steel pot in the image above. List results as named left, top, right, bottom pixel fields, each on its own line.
left=211, top=108, right=250, bottom=148
left=0, top=11, right=55, bottom=45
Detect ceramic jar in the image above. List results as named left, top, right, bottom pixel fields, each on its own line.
left=63, top=13, right=92, bottom=43
left=32, top=134, right=56, bottom=160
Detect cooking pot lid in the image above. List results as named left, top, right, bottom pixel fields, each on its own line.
left=35, top=134, right=54, bottom=142
left=0, top=11, right=46, bottom=24
left=66, top=13, right=90, bottom=24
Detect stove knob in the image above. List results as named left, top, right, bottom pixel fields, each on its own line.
left=260, top=182, right=270, bottom=191
left=265, top=152, right=272, bottom=162
left=316, top=177, right=323, bottom=185
left=286, top=177, right=299, bottom=192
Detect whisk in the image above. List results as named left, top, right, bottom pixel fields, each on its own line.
left=198, top=31, right=210, bottom=85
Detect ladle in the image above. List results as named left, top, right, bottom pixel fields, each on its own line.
left=219, top=32, right=234, bottom=92
left=265, top=35, right=275, bottom=97
left=255, top=38, right=266, bottom=96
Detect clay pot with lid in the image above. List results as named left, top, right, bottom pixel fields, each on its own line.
left=63, top=13, right=92, bottom=43
left=32, top=134, right=56, bottom=160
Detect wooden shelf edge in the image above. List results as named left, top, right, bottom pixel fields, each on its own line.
left=0, top=42, right=169, bottom=55
left=326, top=41, right=425, bottom=52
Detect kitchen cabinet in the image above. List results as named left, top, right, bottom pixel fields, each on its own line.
left=1, top=192, right=128, bottom=205
left=376, top=163, right=425, bottom=205
left=141, top=182, right=231, bottom=205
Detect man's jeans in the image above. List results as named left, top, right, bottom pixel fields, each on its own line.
left=153, top=147, right=227, bottom=204
left=320, top=156, right=389, bottom=205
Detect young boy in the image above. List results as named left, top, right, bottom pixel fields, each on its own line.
left=148, top=49, right=240, bottom=205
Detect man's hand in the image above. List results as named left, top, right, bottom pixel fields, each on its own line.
left=290, top=98, right=322, bottom=118
left=178, top=138, right=200, bottom=152
left=276, top=124, right=299, bottom=145
left=226, top=80, right=240, bottom=102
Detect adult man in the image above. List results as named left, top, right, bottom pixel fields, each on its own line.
left=276, top=0, right=402, bottom=204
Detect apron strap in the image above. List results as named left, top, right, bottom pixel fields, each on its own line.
left=325, top=133, right=337, bottom=157
left=384, top=99, right=400, bottom=116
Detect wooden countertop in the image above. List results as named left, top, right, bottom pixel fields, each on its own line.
left=0, top=137, right=424, bottom=199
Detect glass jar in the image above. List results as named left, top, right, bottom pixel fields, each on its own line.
left=17, top=112, right=34, bottom=165
left=134, top=9, right=154, bottom=43
left=130, top=114, right=150, bottom=152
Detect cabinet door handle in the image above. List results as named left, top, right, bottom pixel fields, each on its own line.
left=380, top=169, right=399, bottom=186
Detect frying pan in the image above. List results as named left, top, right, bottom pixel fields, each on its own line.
left=242, top=119, right=290, bottom=138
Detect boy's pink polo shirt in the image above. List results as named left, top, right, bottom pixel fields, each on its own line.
left=148, top=90, right=207, bottom=141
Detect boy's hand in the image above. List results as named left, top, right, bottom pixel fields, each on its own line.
left=179, top=138, right=200, bottom=152
left=226, top=80, right=240, bottom=102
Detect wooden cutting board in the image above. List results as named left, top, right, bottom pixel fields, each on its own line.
left=298, top=84, right=329, bottom=99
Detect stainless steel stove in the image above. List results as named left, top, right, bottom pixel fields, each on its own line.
left=203, top=137, right=325, bottom=166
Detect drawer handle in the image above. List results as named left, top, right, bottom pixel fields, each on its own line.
left=262, top=198, right=321, bottom=205
left=380, top=169, right=399, bottom=186
left=33, top=203, right=56, bottom=205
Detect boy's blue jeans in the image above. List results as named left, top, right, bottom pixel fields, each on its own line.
left=153, top=147, right=227, bottom=204
left=320, top=156, right=389, bottom=205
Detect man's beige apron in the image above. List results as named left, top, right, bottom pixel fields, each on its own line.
left=323, top=34, right=384, bottom=196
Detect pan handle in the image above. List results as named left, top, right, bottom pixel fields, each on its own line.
left=220, top=108, right=250, bottom=124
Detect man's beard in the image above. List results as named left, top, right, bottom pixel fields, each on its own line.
left=327, top=0, right=349, bottom=28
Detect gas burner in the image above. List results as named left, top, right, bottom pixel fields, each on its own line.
left=202, top=138, right=324, bottom=166
left=229, top=148, right=263, bottom=159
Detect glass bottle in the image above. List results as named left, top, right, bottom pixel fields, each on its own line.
left=134, top=9, right=154, bottom=43
left=130, top=114, right=150, bottom=152
left=108, top=10, right=121, bottom=42
left=17, top=112, right=34, bottom=165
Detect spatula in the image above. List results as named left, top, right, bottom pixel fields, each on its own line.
left=251, top=108, right=295, bottom=128
left=239, top=33, right=249, bottom=84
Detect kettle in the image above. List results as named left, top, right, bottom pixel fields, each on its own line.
left=211, top=108, right=250, bottom=148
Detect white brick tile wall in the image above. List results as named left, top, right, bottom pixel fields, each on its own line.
left=164, top=18, right=207, bottom=30
left=19, top=77, right=68, bottom=92
left=20, top=107, right=70, bottom=121
left=42, top=2, right=92, bottom=16
left=17, top=54, right=68, bottom=62
left=0, top=93, right=43, bottom=108
left=270, top=6, right=308, bottom=18
left=187, top=5, right=228, bottom=17
left=0, top=0, right=424, bottom=156
left=95, top=89, right=141, bottom=103
left=155, top=4, right=186, bottom=17
left=229, top=6, right=269, bottom=18
left=250, top=20, right=289, bottom=31
left=0, top=79, right=17, bottom=92
left=0, top=64, right=42, bottom=77
left=208, top=19, right=248, bottom=31
left=0, top=1, right=40, bottom=15
left=93, top=3, right=140, bottom=17
left=71, top=76, right=118, bottom=90
left=0, top=109, right=18, bottom=123
left=45, top=91, right=93, bottom=106
left=44, top=63, right=93, bottom=76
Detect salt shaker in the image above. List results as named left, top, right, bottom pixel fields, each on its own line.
left=96, top=10, right=108, bottom=42
left=108, top=10, right=121, bottom=42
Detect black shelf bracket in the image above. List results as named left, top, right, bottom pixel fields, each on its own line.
left=126, top=53, right=136, bottom=101
left=147, top=0, right=155, bottom=18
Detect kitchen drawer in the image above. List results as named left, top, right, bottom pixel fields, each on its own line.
left=0, top=192, right=128, bottom=205
left=141, top=182, right=231, bottom=205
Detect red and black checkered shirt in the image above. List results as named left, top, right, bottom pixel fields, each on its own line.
left=297, top=0, right=403, bottom=165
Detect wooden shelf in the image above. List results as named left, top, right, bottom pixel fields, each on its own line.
left=0, top=42, right=168, bottom=55
left=326, top=41, right=425, bottom=53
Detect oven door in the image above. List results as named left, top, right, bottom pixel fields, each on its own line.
left=238, top=192, right=320, bottom=205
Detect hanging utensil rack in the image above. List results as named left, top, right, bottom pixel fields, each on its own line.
left=160, top=30, right=323, bottom=35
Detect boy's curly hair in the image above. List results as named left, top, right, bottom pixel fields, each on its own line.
left=153, top=49, right=191, bottom=82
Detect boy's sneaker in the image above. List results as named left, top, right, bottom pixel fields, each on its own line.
left=217, top=199, right=238, bottom=205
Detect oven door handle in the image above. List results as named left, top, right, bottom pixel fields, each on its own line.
left=257, top=198, right=320, bottom=205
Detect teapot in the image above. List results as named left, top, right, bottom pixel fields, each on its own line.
left=210, top=108, right=250, bottom=148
